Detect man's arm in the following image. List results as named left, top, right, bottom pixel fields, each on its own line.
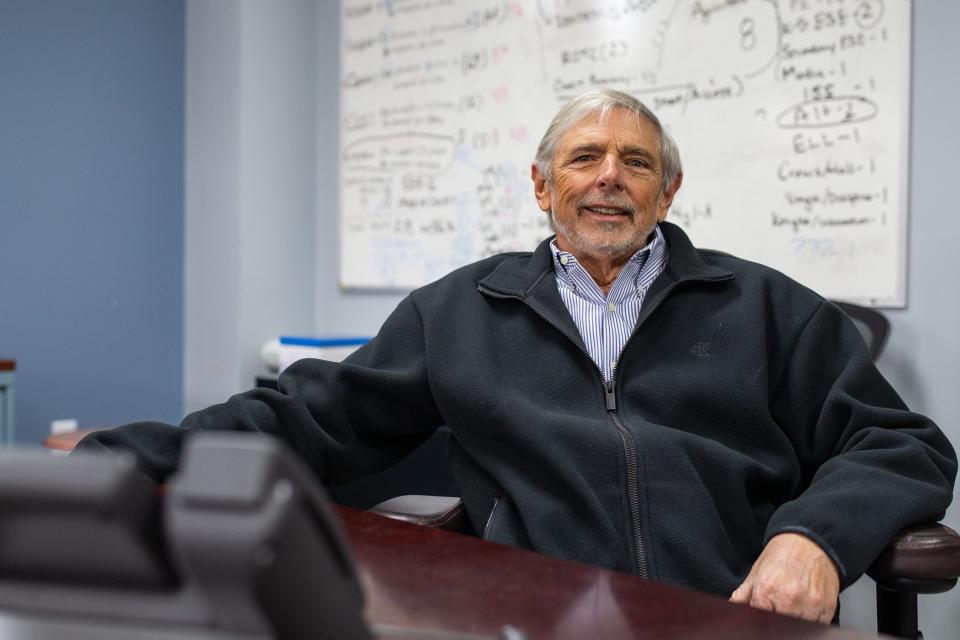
left=76, top=295, right=445, bottom=484
left=734, top=300, right=956, bottom=620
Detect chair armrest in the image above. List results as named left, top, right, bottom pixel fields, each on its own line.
left=867, top=523, right=960, bottom=593
left=369, top=495, right=470, bottom=534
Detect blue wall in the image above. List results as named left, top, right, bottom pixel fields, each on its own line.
left=0, top=0, right=185, bottom=442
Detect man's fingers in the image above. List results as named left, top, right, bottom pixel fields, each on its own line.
left=735, top=576, right=838, bottom=623
left=748, top=590, right=778, bottom=614
left=728, top=533, right=840, bottom=624
left=729, top=581, right=752, bottom=604
left=816, top=598, right=838, bottom=624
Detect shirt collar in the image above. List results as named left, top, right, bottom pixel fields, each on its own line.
left=550, top=225, right=665, bottom=294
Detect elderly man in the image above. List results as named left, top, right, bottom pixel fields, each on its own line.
left=80, top=90, right=955, bottom=623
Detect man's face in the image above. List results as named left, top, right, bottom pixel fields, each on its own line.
left=532, top=108, right=681, bottom=262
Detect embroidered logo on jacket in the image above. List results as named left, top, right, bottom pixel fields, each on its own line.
left=690, top=341, right=713, bottom=356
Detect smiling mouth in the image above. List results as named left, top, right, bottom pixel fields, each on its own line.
left=582, top=206, right=630, bottom=218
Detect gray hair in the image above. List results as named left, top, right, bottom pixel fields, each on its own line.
left=534, top=89, right=682, bottom=195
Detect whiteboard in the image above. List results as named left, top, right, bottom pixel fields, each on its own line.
left=339, top=0, right=910, bottom=306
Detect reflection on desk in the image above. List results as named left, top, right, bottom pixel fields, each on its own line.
left=341, top=507, right=877, bottom=640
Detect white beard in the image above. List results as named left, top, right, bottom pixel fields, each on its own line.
left=550, top=188, right=660, bottom=259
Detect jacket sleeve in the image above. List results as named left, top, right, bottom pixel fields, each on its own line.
left=75, top=295, right=445, bottom=484
left=765, top=299, right=957, bottom=588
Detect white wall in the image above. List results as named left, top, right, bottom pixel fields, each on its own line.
left=313, top=0, right=405, bottom=336
left=188, top=1, right=960, bottom=635
left=184, top=0, right=317, bottom=412
left=184, top=0, right=242, bottom=411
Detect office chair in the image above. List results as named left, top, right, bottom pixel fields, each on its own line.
left=370, top=302, right=960, bottom=640
left=832, top=301, right=890, bottom=360
left=830, top=301, right=960, bottom=639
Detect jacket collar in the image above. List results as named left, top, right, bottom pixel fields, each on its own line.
left=477, top=222, right=733, bottom=348
left=478, top=221, right=732, bottom=299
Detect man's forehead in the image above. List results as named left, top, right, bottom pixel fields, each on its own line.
left=557, top=108, right=659, bottom=149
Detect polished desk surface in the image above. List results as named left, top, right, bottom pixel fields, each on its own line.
left=0, top=504, right=883, bottom=639
left=341, top=507, right=882, bottom=640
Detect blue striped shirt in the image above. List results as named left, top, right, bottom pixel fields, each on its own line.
left=551, top=225, right=669, bottom=382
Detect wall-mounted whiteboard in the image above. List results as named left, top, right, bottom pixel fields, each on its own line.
left=340, top=0, right=909, bottom=306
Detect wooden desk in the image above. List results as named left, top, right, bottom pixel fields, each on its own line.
left=339, top=507, right=879, bottom=640
left=0, top=496, right=881, bottom=639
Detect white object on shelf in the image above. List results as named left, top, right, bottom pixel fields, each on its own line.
left=50, top=419, right=78, bottom=435
left=261, top=339, right=282, bottom=373
left=277, top=337, right=370, bottom=374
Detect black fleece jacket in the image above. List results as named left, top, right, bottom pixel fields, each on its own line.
left=78, top=222, right=956, bottom=596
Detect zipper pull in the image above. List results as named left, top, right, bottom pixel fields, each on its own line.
left=605, top=380, right=617, bottom=411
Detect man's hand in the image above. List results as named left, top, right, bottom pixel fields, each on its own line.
left=729, top=532, right=840, bottom=624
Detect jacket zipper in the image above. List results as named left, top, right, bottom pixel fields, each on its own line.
left=480, top=265, right=730, bottom=577
left=601, top=281, right=684, bottom=579
left=478, top=283, right=656, bottom=576
left=604, top=381, right=647, bottom=577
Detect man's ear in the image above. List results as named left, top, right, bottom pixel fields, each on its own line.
left=657, top=171, right=683, bottom=222
left=531, top=163, right=552, bottom=212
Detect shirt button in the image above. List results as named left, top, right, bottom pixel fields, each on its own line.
left=560, top=255, right=569, bottom=265
left=608, top=302, right=617, bottom=312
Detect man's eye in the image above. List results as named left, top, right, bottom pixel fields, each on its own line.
left=573, top=154, right=593, bottom=162
left=626, top=159, right=649, bottom=168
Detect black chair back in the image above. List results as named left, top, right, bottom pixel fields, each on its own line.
left=832, top=301, right=890, bottom=361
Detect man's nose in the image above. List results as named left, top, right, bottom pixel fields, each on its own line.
left=595, top=155, right=622, bottom=190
